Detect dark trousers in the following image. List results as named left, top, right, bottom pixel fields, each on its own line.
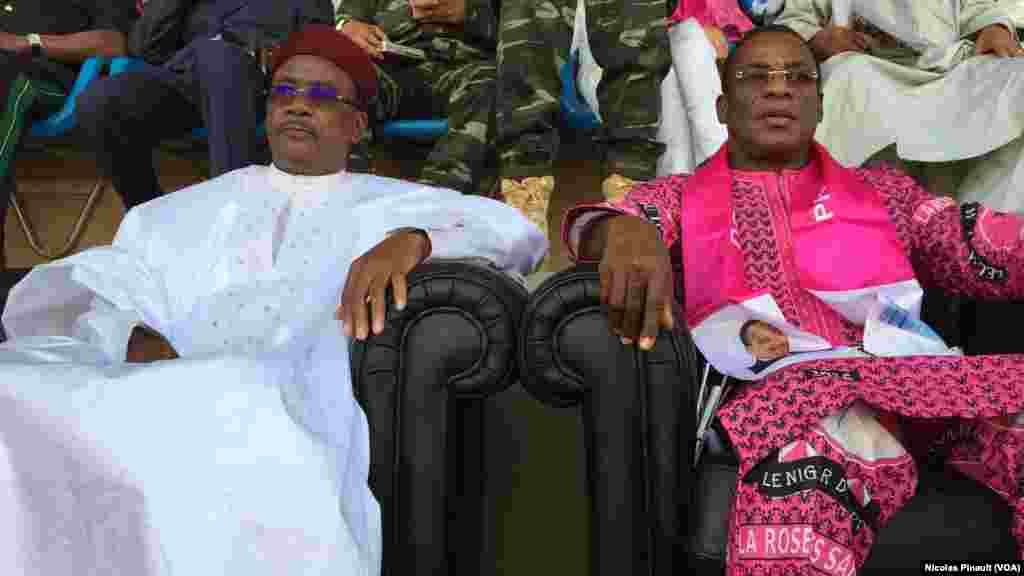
left=861, top=464, right=1018, bottom=571
left=77, top=39, right=268, bottom=211
left=0, top=50, right=68, bottom=270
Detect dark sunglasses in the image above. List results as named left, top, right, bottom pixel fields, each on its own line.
left=268, top=83, right=363, bottom=110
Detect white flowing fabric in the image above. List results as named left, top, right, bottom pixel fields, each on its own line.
left=0, top=164, right=547, bottom=575
left=657, top=18, right=728, bottom=176
left=571, top=0, right=603, bottom=123
left=778, top=0, right=1024, bottom=211
left=571, top=4, right=726, bottom=177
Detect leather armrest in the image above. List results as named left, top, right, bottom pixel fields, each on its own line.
left=519, top=264, right=700, bottom=576
left=350, top=260, right=528, bottom=576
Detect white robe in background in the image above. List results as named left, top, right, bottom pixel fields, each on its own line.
left=0, top=164, right=547, bottom=575
left=777, top=0, right=1024, bottom=212
left=570, top=2, right=727, bottom=177
left=656, top=18, right=729, bottom=176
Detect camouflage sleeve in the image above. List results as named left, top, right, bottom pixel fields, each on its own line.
left=861, top=163, right=1024, bottom=300
left=462, top=0, right=497, bottom=47
left=335, top=0, right=376, bottom=27
left=561, top=175, right=686, bottom=263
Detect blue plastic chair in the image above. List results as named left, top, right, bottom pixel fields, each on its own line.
left=560, top=50, right=601, bottom=131
left=29, top=56, right=107, bottom=138
left=377, top=119, right=449, bottom=142
left=108, top=55, right=143, bottom=76
left=20, top=57, right=110, bottom=260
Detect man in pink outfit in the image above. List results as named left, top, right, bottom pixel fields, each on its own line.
left=565, top=25, right=1024, bottom=571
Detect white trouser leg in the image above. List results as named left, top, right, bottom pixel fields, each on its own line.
left=669, top=18, right=728, bottom=165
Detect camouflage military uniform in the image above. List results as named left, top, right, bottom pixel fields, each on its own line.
left=335, top=0, right=498, bottom=195
left=498, top=0, right=670, bottom=182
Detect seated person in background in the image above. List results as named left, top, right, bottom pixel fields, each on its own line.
left=775, top=0, right=1024, bottom=212
left=496, top=0, right=671, bottom=241
left=0, top=25, right=545, bottom=574
left=76, top=0, right=334, bottom=211
left=335, top=0, right=498, bottom=196
left=565, top=26, right=1024, bottom=570
left=657, top=0, right=752, bottom=176
left=0, top=0, right=137, bottom=269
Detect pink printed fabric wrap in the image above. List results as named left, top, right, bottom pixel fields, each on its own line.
left=561, top=144, right=1024, bottom=569
left=669, top=0, right=753, bottom=42
left=681, top=144, right=917, bottom=333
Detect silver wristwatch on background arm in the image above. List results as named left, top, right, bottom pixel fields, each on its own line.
left=26, top=33, right=43, bottom=57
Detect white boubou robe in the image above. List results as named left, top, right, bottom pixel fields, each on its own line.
left=777, top=0, right=1024, bottom=212
left=0, top=164, right=547, bottom=576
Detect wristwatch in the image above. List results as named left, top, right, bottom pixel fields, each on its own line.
left=26, top=33, right=42, bottom=57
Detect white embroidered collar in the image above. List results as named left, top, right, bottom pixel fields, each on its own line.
left=267, top=162, right=347, bottom=210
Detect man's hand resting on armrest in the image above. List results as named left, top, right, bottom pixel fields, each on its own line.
left=337, top=229, right=431, bottom=340
left=581, top=215, right=675, bottom=351
left=126, top=325, right=179, bottom=363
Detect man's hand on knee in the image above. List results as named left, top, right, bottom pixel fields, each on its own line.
left=410, top=0, right=466, bottom=26
left=809, top=25, right=872, bottom=61
left=339, top=21, right=387, bottom=60
left=974, top=24, right=1024, bottom=58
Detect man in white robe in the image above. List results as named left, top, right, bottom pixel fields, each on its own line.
left=776, top=0, right=1024, bottom=211
left=0, top=24, right=546, bottom=575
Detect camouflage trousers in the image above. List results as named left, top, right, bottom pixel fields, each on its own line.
left=350, top=54, right=497, bottom=196
left=498, top=0, right=670, bottom=181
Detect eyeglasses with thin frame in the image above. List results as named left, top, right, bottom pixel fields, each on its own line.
left=733, top=67, right=819, bottom=85
left=268, top=83, right=363, bottom=110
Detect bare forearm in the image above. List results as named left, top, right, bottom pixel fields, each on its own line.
left=32, top=30, right=129, bottom=63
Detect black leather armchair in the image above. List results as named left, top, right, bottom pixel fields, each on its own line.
left=517, top=267, right=1018, bottom=575
left=518, top=264, right=700, bottom=576
left=349, top=260, right=529, bottom=576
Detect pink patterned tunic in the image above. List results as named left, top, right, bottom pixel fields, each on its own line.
left=563, top=144, right=1024, bottom=572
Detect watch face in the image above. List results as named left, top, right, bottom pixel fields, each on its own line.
left=28, top=34, right=42, bottom=56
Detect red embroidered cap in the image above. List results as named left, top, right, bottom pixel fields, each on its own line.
left=270, top=24, right=378, bottom=108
